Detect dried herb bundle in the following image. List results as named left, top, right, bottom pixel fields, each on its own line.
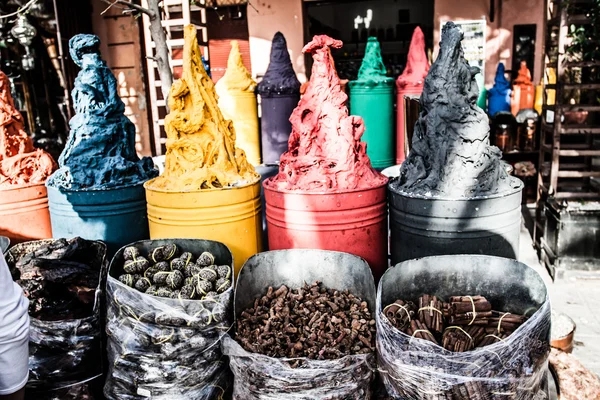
left=385, top=294, right=527, bottom=352
left=117, top=244, right=232, bottom=301
left=236, top=281, right=375, bottom=360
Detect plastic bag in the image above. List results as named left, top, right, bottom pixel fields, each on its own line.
left=104, top=273, right=233, bottom=399
left=222, top=335, right=375, bottom=400
left=6, top=238, right=107, bottom=391
left=26, top=375, right=103, bottom=400
left=376, top=291, right=551, bottom=400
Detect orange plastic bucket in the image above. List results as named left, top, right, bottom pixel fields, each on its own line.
left=264, top=183, right=388, bottom=280
left=0, top=183, right=52, bottom=243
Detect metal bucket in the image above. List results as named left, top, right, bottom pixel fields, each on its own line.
left=145, top=180, right=262, bottom=276
left=263, top=183, right=388, bottom=280
left=396, top=87, right=422, bottom=164
left=255, top=165, right=279, bottom=249
left=259, top=94, right=298, bottom=165
left=218, top=91, right=261, bottom=166
left=47, top=183, right=149, bottom=257
left=0, top=236, right=9, bottom=253
left=378, top=254, right=550, bottom=399
left=389, top=185, right=523, bottom=264
left=0, top=183, right=52, bottom=244
left=235, top=248, right=376, bottom=317
left=349, top=84, right=395, bottom=169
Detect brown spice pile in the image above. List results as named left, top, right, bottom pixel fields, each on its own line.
left=236, top=281, right=375, bottom=359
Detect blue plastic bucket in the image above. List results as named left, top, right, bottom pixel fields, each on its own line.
left=47, top=183, right=149, bottom=256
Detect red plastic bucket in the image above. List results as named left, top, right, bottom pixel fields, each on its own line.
left=396, top=87, right=422, bottom=164
left=263, top=183, right=388, bottom=279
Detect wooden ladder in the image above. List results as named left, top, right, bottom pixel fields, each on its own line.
left=141, top=0, right=209, bottom=155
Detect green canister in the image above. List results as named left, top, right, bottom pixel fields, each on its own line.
left=349, top=37, right=395, bottom=169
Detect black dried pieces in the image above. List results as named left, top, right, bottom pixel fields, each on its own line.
left=236, top=281, right=376, bottom=360
left=123, top=257, right=149, bottom=274
left=166, top=270, right=184, bottom=290
left=117, top=244, right=232, bottom=301
left=196, top=251, right=215, bottom=266
left=384, top=294, right=527, bottom=352
left=150, top=243, right=178, bottom=263
left=217, top=265, right=232, bottom=280
left=123, top=246, right=140, bottom=260
left=11, top=237, right=103, bottom=320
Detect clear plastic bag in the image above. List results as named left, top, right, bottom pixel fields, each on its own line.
left=222, top=335, right=375, bottom=400
left=26, top=374, right=103, bottom=400
left=6, top=238, right=107, bottom=391
left=104, top=276, right=233, bottom=399
left=376, top=291, right=551, bottom=400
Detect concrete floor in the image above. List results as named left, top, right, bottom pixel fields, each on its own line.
left=519, top=208, right=600, bottom=376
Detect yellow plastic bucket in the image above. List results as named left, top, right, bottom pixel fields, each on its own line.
left=144, top=180, right=263, bottom=276
left=218, top=91, right=261, bottom=166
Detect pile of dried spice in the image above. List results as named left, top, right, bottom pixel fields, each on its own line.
left=384, top=294, right=527, bottom=351
left=236, top=281, right=376, bottom=360
left=117, top=243, right=232, bottom=300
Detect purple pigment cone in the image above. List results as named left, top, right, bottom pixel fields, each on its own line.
left=257, top=32, right=301, bottom=165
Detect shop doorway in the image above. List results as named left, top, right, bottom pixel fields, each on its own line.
left=303, top=0, right=434, bottom=81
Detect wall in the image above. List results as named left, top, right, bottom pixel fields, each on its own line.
left=91, top=3, right=152, bottom=156
left=434, top=0, right=544, bottom=87
left=246, top=0, right=306, bottom=82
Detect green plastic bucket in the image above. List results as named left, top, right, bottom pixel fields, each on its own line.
left=349, top=84, right=395, bottom=169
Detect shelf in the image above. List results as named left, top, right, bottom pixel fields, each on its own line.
left=567, top=14, right=591, bottom=24
left=503, top=151, right=539, bottom=156
left=559, top=149, right=600, bottom=156
left=564, top=61, right=600, bottom=67
left=557, top=170, right=600, bottom=178
left=545, top=83, right=600, bottom=90
left=560, top=125, right=600, bottom=135
left=555, top=191, right=600, bottom=199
